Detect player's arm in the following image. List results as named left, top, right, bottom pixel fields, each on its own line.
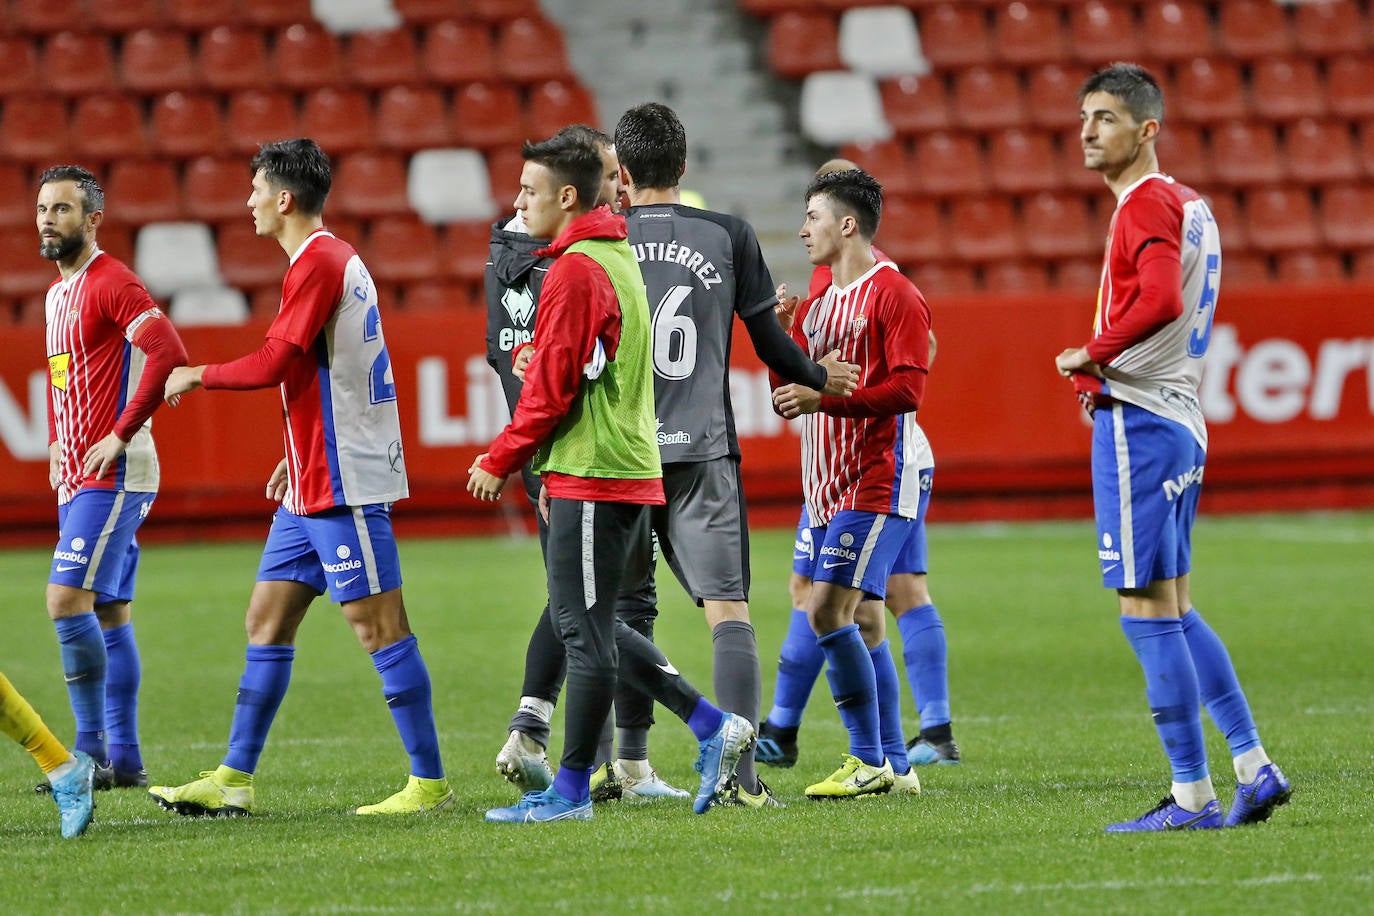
left=86, top=310, right=189, bottom=478
left=164, top=336, right=303, bottom=403
left=814, top=283, right=930, bottom=418
left=1085, top=240, right=1183, bottom=365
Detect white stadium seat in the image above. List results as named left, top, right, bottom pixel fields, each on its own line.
left=134, top=222, right=223, bottom=299
left=407, top=148, right=498, bottom=224
left=800, top=71, right=893, bottom=146
left=169, top=285, right=251, bottom=326
left=839, top=6, right=930, bottom=78
left=310, top=0, right=401, bottom=33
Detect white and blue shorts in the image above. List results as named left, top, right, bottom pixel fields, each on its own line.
left=257, top=504, right=402, bottom=603
left=799, top=509, right=916, bottom=601
left=792, top=469, right=933, bottom=580
left=50, top=488, right=155, bottom=603
left=1092, top=401, right=1204, bottom=590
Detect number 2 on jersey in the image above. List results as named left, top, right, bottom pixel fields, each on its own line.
left=651, top=285, right=697, bottom=379
left=363, top=303, right=397, bottom=404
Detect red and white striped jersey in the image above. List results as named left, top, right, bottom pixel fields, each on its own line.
left=1094, top=172, right=1220, bottom=447
left=45, top=251, right=163, bottom=505
left=266, top=230, right=407, bottom=515
left=792, top=261, right=932, bottom=525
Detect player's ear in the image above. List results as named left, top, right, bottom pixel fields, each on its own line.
left=1140, top=118, right=1160, bottom=143
left=558, top=183, right=578, bottom=211
left=277, top=188, right=294, bottom=215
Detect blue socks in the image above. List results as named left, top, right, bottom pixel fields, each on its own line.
left=102, top=622, right=143, bottom=772
left=223, top=644, right=295, bottom=774
left=686, top=696, right=726, bottom=742
left=818, top=624, right=883, bottom=767
left=54, top=613, right=107, bottom=761
left=896, top=603, right=951, bottom=730
left=371, top=635, right=443, bottom=780
left=1181, top=608, right=1261, bottom=756
left=1120, top=616, right=1208, bottom=783
left=766, top=608, right=825, bottom=728
left=552, top=764, right=592, bottom=804
left=869, top=640, right=911, bottom=774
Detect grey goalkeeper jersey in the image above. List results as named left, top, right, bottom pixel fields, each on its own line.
left=625, top=203, right=777, bottom=463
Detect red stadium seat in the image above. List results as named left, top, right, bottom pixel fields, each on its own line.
left=984, top=259, right=1050, bottom=294
left=183, top=156, right=250, bottom=223
left=441, top=220, right=495, bottom=284
left=1320, top=187, right=1374, bottom=248
left=1275, top=250, right=1344, bottom=285
left=1294, top=0, right=1367, bottom=56
left=917, top=4, right=992, bottom=69
left=1026, top=63, right=1092, bottom=132
left=120, top=29, right=199, bottom=94
left=1141, top=1, right=1212, bottom=61
left=1210, top=121, right=1283, bottom=187
left=1171, top=58, right=1246, bottom=124
left=226, top=91, right=301, bottom=156
left=200, top=26, right=273, bottom=93
left=363, top=215, right=444, bottom=285
left=1216, top=0, right=1294, bottom=59
left=1250, top=57, right=1325, bottom=122
left=422, top=20, right=499, bottom=85
left=988, top=129, right=1060, bottom=194
left=485, top=147, right=525, bottom=204
left=872, top=195, right=947, bottom=263
left=466, top=0, right=541, bottom=21
left=393, top=0, right=475, bottom=23
left=105, top=159, right=182, bottom=225
left=948, top=198, right=1020, bottom=262
left=1067, top=2, right=1140, bottom=65
left=401, top=281, right=482, bottom=312
left=1359, top=120, right=1374, bottom=179
left=71, top=94, right=149, bottom=162
left=0, top=36, right=40, bottom=97
left=1022, top=191, right=1101, bottom=260
left=879, top=76, right=951, bottom=136
left=1052, top=257, right=1103, bottom=291
left=273, top=24, right=346, bottom=91
left=909, top=262, right=977, bottom=297
left=42, top=32, right=118, bottom=96
left=0, top=95, right=70, bottom=162
left=332, top=152, right=412, bottom=218
left=1204, top=191, right=1249, bottom=253
left=1245, top=188, right=1320, bottom=252
left=1154, top=123, right=1210, bottom=188
left=1283, top=118, right=1360, bottom=185
left=1223, top=252, right=1270, bottom=288
left=151, top=92, right=225, bottom=158
left=216, top=220, right=285, bottom=290
left=86, top=0, right=162, bottom=32
left=992, top=2, right=1067, bottom=65
left=453, top=82, right=524, bottom=149
left=240, top=0, right=314, bottom=28
left=346, top=29, right=421, bottom=89
left=766, top=11, right=843, bottom=80
left=497, top=16, right=574, bottom=83
left=1326, top=56, right=1374, bottom=120
left=836, top=139, right=915, bottom=197
left=0, top=164, right=33, bottom=227
left=910, top=132, right=988, bottom=197
left=165, top=0, right=240, bottom=29
left=0, top=226, right=60, bottom=298
left=524, top=80, right=599, bottom=140
left=7, top=0, right=81, bottom=34
left=300, top=88, right=376, bottom=156
left=951, top=66, right=1026, bottom=132
left=376, top=85, right=454, bottom=151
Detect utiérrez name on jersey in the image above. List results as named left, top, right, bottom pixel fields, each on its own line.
left=631, top=239, right=723, bottom=290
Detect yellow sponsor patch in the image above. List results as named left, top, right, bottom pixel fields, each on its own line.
left=49, top=352, right=70, bottom=391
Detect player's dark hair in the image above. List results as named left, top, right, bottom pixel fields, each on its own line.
left=251, top=138, right=332, bottom=216
left=804, top=168, right=883, bottom=240
left=613, top=102, right=687, bottom=191
left=1079, top=62, right=1165, bottom=124
left=521, top=129, right=603, bottom=210
left=560, top=123, right=612, bottom=150
left=38, top=165, right=104, bottom=214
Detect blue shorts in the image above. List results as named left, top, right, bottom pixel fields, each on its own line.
left=800, top=510, right=916, bottom=601
left=50, top=488, right=155, bottom=603
left=257, top=504, right=402, bottom=603
left=792, top=469, right=933, bottom=580
left=1092, top=401, right=1204, bottom=590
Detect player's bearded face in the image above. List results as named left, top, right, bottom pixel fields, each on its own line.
left=36, top=182, right=92, bottom=262
left=39, top=224, right=84, bottom=261
left=1079, top=91, right=1144, bottom=174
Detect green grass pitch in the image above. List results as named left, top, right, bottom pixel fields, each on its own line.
left=1, top=513, right=1370, bottom=913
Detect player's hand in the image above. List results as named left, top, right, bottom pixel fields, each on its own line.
left=538, top=483, right=550, bottom=523
left=49, top=441, right=60, bottom=491
left=82, top=432, right=128, bottom=480
left=467, top=454, right=506, bottom=501
left=817, top=348, right=859, bottom=396
left=512, top=346, right=534, bottom=381
left=774, top=283, right=801, bottom=333
left=772, top=383, right=822, bottom=419
left=164, top=364, right=205, bottom=405
left=1055, top=346, right=1102, bottom=378
left=265, top=457, right=289, bottom=502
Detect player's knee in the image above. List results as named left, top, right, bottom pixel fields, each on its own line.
left=788, top=574, right=812, bottom=609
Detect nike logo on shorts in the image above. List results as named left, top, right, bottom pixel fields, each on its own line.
left=656, top=662, right=680, bottom=677
left=55, top=564, right=81, bottom=572
left=334, top=575, right=361, bottom=590
left=1103, top=564, right=1120, bottom=574
left=822, top=560, right=847, bottom=569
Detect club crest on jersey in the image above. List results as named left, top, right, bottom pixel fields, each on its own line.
left=48, top=352, right=71, bottom=391
left=850, top=314, right=868, bottom=336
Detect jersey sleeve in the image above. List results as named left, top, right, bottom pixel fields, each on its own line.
left=731, top=219, right=778, bottom=321
left=266, top=253, right=346, bottom=350
left=1117, top=186, right=1183, bottom=261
